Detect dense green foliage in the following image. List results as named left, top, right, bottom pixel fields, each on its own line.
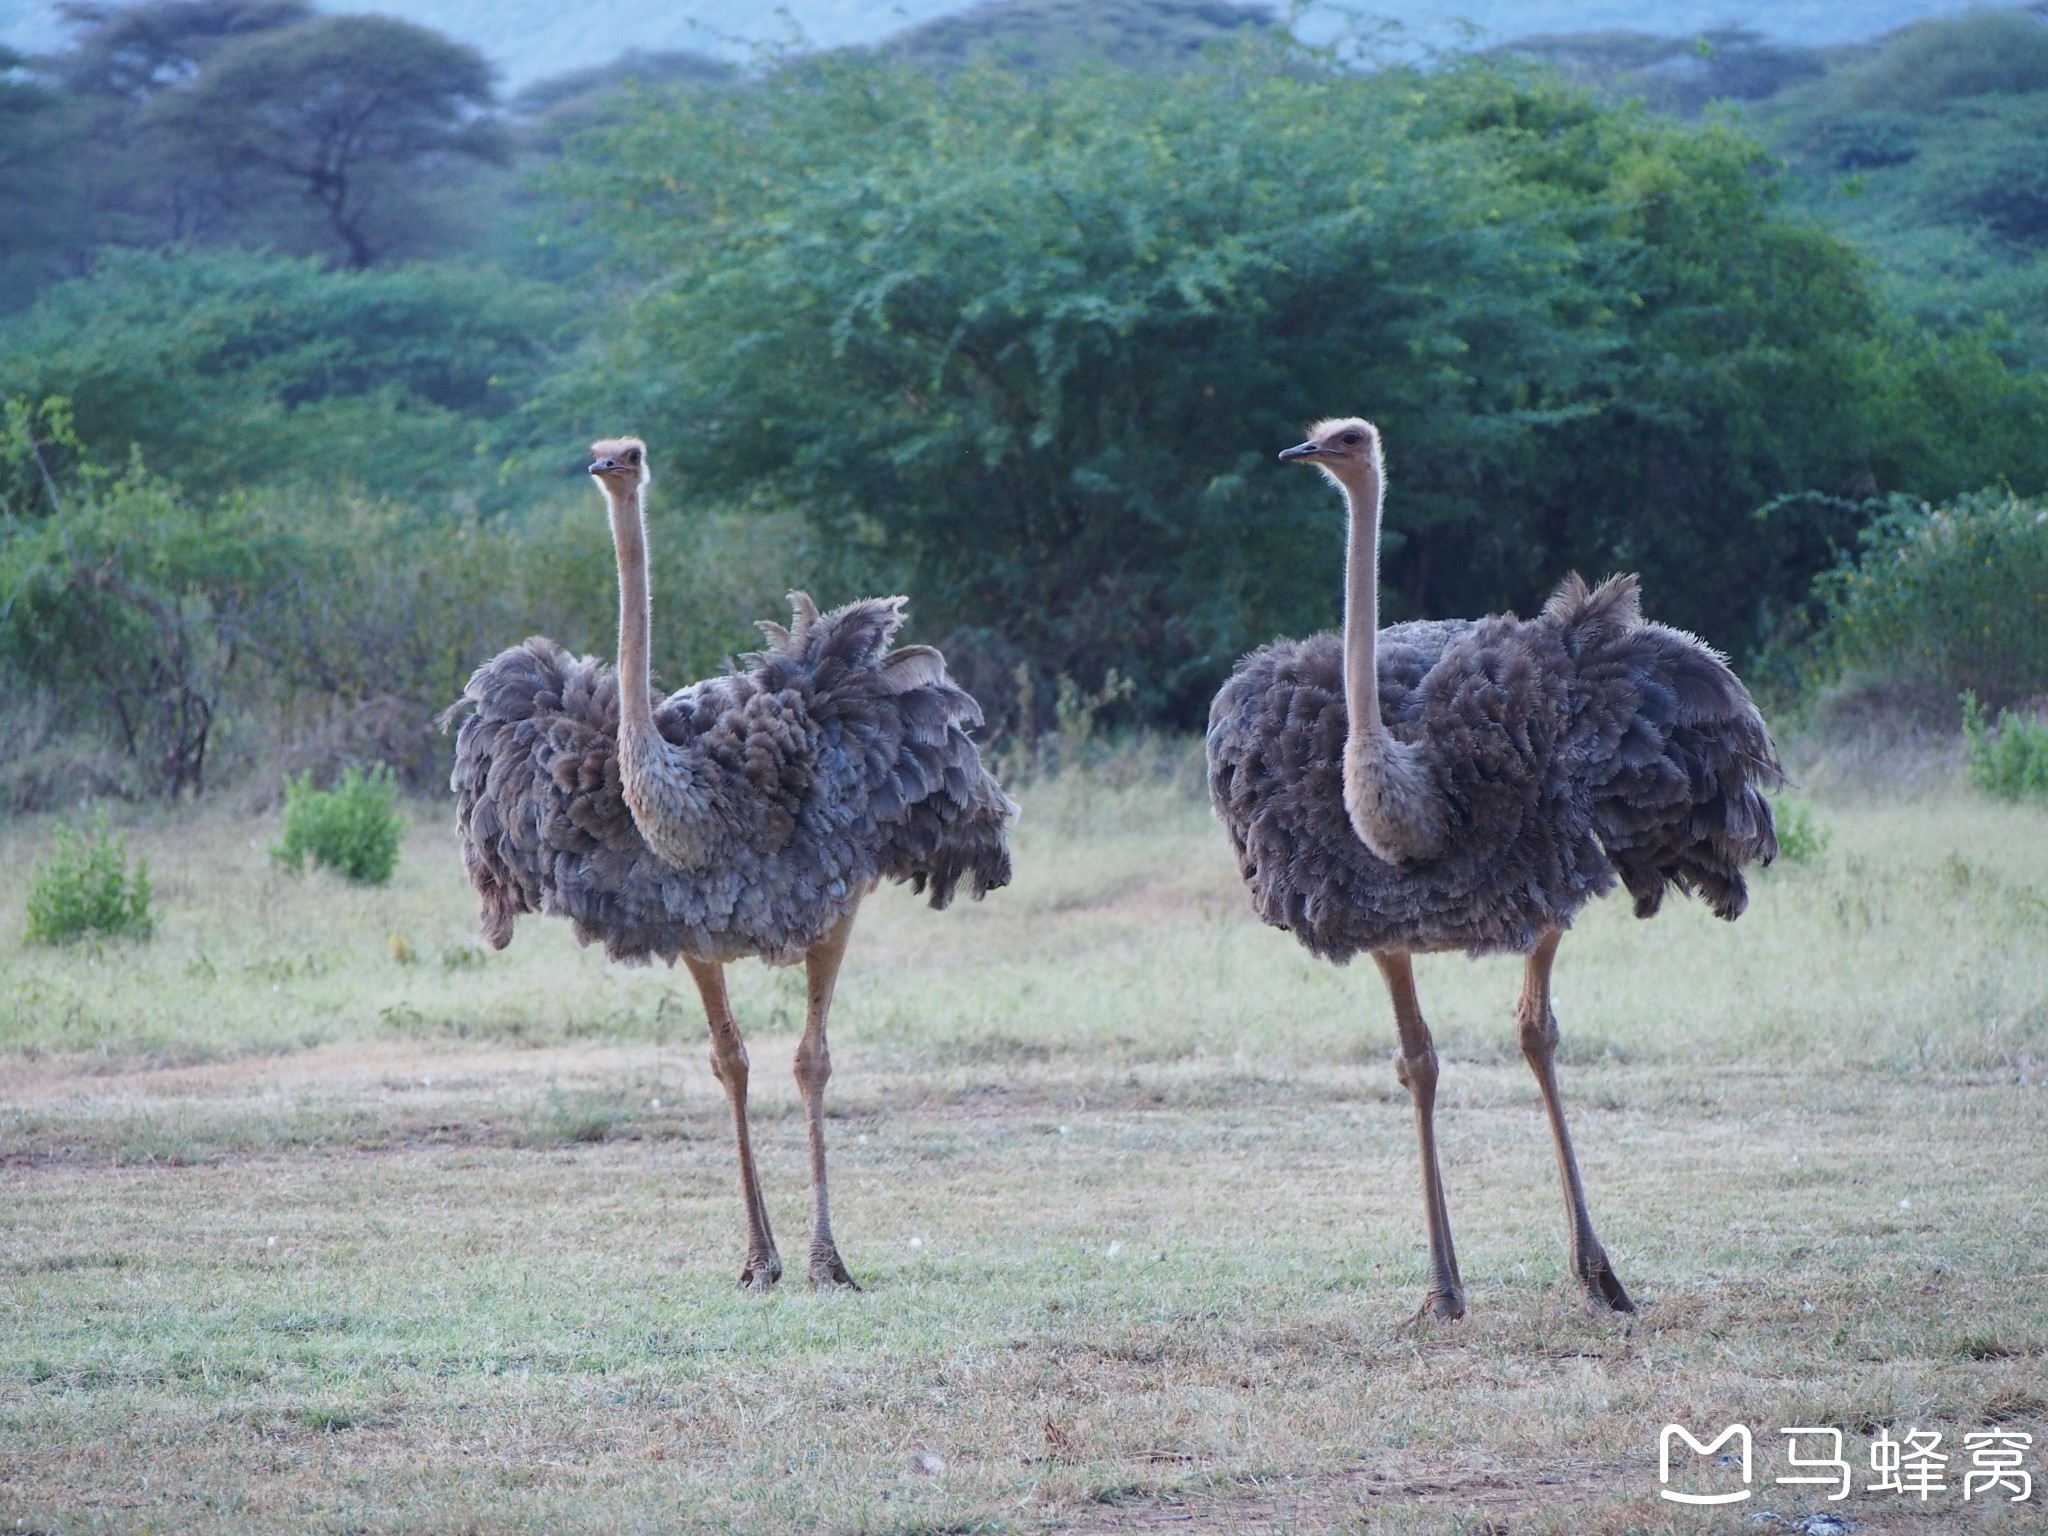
left=272, top=764, right=405, bottom=883
left=1813, top=490, right=2048, bottom=711
left=553, top=49, right=2047, bottom=720
left=1962, top=692, right=2048, bottom=802
left=25, top=816, right=153, bottom=944
left=0, top=249, right=565, bottom=500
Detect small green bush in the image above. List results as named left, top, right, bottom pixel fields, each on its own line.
left=1769, top=796, right=1832, bottom=865
left=1816, top=490, right=2048, bottom=709
left=25, top=815, right=153, bottom=944
left=1962, top=692, right=2048, bottom=801
left=272, top=765, right=406, bottom=885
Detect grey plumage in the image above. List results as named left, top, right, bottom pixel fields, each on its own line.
left=445, top=591, right=1016, bottom=967
left=1206, top=570, right=1784, bottom=962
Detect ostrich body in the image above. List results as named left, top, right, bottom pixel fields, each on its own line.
left=446, top=439, right=1014, bottom=1291
left=1206, top=418, right=1782, bottom=1319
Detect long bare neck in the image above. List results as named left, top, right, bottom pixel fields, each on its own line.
left=1335, top=457, right=1384, bottom=751
left=1330, top=453, right=1447, bottom=866
left=602, top=478, right=714, bottom=869
left=606, top=479, right=656, bottom=744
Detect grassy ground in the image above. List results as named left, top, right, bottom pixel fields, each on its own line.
left=2, top=755, right=2045, bottom=1533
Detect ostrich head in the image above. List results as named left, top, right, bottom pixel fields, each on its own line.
left=589, top=437, right=649, bottom=493
left=1277, top=418, right=1381, bottom=488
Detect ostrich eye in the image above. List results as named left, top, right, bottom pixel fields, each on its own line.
left=624, top=450, right=640, bottom=463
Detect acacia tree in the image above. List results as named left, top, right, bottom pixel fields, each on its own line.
left=55, top=0, right=313, bottom=100
left=28, top=2, right=312, bottom=257
left=148, top=14, right=507, bottom=267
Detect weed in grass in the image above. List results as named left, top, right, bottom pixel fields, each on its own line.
left=1769, top=794, right=1831, bottom=864
left=1962, top=691, right=2048, bottom=801
left=271, top=763, right=405, bottom=884
left=23, top=813, right=152, bottom=945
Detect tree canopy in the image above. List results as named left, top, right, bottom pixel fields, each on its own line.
left=549, top=48, right=2048, bottom=721
left=145, top=14, right=507, bottom=268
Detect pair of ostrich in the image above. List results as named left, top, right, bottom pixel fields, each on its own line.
left=447, top=422, right=1780, bottom=1316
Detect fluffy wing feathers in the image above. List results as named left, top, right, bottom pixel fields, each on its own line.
left=447, top=593, right=1013, bottom=965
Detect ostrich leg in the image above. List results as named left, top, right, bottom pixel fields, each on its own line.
left=1372, top=951, right=1465, bottom=1321
left=683, top=957, right=782, bottom=1291
left=794, top=904, right=861, bottom=1290
left=1518, top=930, right=1634, bottom=1313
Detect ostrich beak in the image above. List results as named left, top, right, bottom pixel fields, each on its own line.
left=1277, top=441, right=1322, bottom=461
left=589, top=459, right=616, bottom=475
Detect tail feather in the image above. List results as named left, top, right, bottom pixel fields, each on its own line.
left=1547, top=572, right=1784, bottom=922
left=787, top=592, right=1015, bottom=908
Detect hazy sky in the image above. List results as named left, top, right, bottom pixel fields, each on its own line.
left=0, top=0, right=2016, bottom=87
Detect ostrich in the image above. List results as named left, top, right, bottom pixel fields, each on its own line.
left=445, top=438, right=1015, bottom=1292
left=1207, top=418, right=1782, bottom=1320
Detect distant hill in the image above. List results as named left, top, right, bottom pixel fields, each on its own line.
left=0, top=0, right=2021, bottom=88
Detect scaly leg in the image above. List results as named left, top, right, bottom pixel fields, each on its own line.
left=1372, top=950, right=1465, bottom=1321
left=794, top=903, right=861, bottom=1290
left=1518, top=929, right=1634, bottom=1314
left=684, top=956, right=781, bottom=1291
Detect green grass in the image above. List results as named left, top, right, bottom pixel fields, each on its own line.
left=2, top=758, right=2045, bottom=1532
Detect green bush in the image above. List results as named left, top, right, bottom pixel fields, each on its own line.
left=25, top=815, right=154, bottom=945
left=1962, top=692, right=2048, bottom=801
left=272, top=765, right=406, bottom=884
left=1814, top=490, right=2048, bottom=709
left=1769, top=796, right=1832, bottom=864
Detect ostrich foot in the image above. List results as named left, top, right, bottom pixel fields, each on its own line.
left=809, top=1243, right=861, bottom=1292
left=738, top=1251, right=783, bottom=1292
left=1408, top=1286, right=1466, bottom=1325
left=1576, top=1252, right=1635, bottom=1315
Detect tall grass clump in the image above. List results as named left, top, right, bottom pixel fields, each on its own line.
left=272, top=765, right=405, bottom=885
left=1962, top=692, right=2048, bottom=800
left=1815, top=490, right=2048, bottom=711
left=24, top=815, right=153, bottom=944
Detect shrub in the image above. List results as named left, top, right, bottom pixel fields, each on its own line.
left=1815, top=490, right=2048, bottom=711
left=1769, top=796, right=1832, bottom=864
left=25, top=815, right=153, bottom=944
left=1962, top=692, right=2048, bottom=801
left=272, top=764, right=406, bottom=884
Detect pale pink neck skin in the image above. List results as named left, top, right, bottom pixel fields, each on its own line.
left=1323, top=452, right=1385, bottom=759
left=597, top=471, right=714, bottom=869
left=1319, top=447, right=1447, bottom=866
left=601, top=473, right=656, bottom=744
